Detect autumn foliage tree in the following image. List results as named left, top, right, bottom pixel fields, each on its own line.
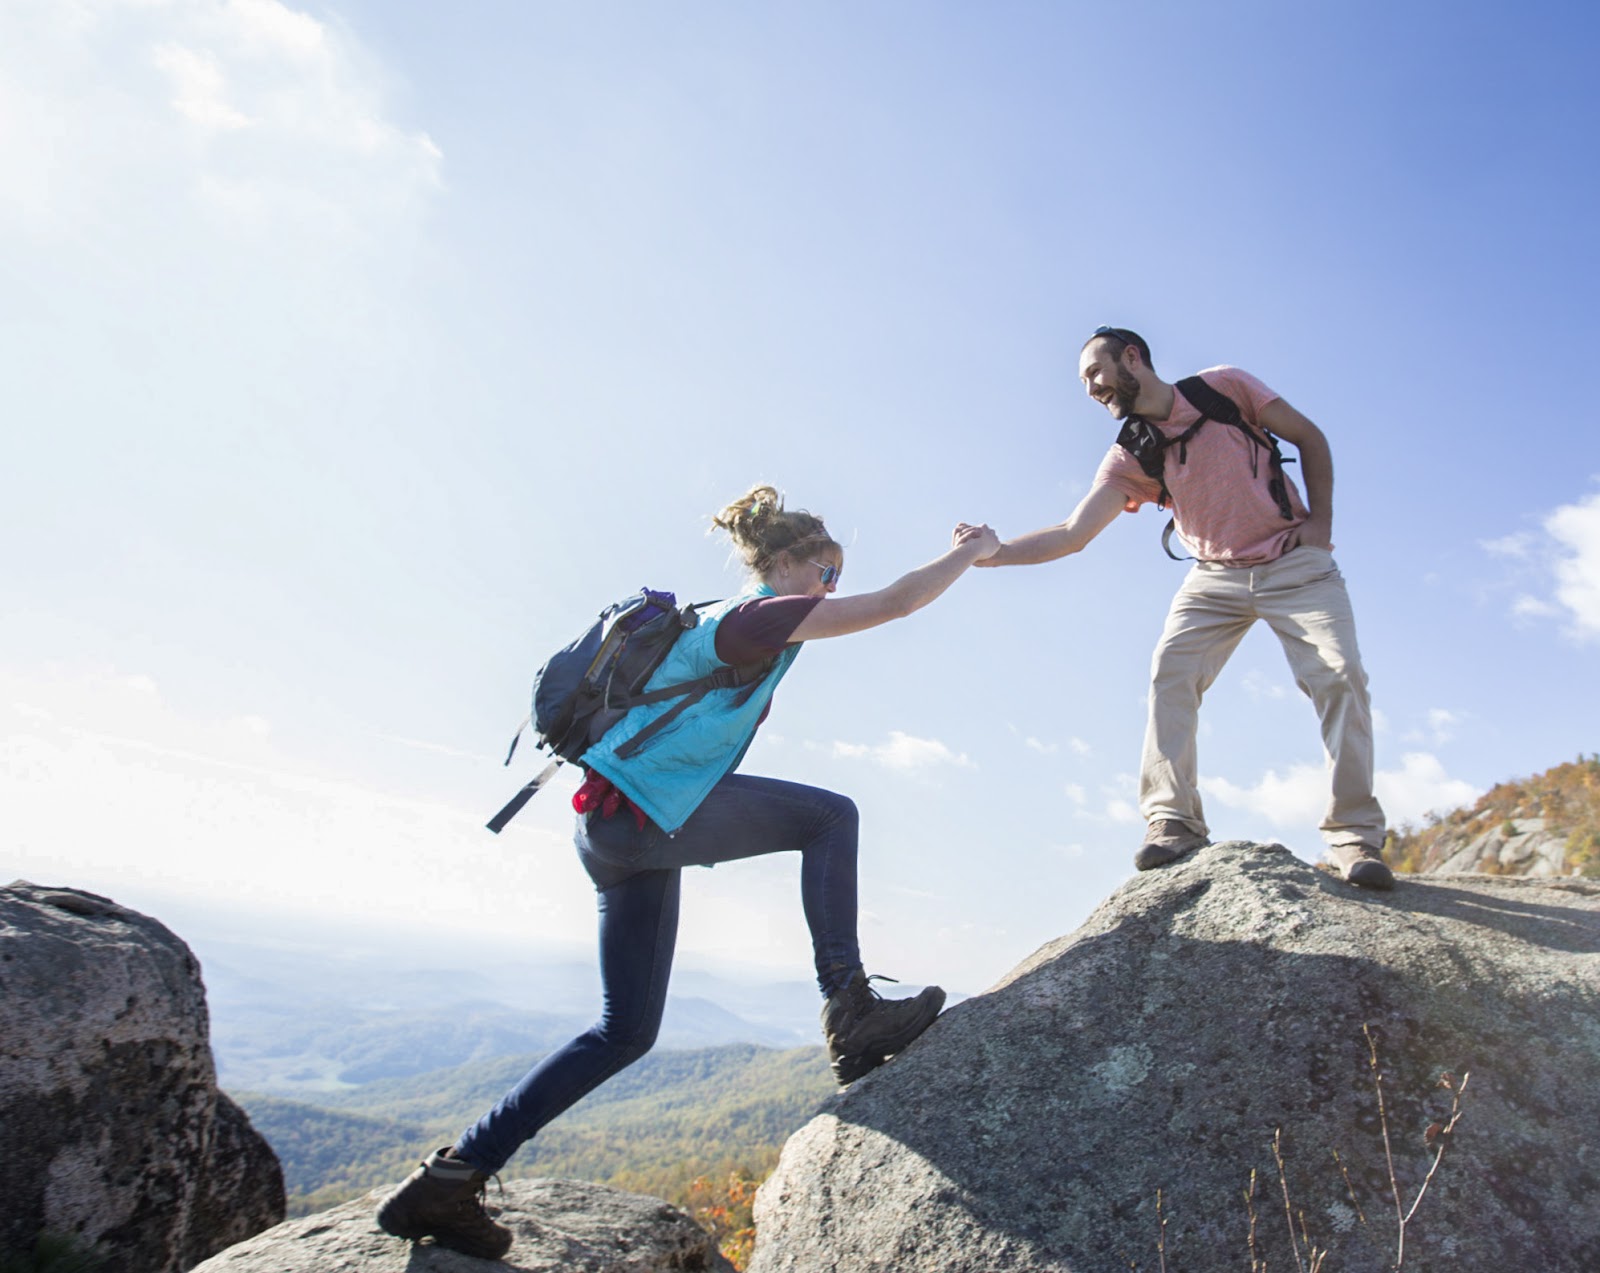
left=1387, top=754, right=1600, bottom=875
left=684, top=1168, right=767, bottom=1270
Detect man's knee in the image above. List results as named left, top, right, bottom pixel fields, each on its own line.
left=1296, top=656, right=1369, bottom=704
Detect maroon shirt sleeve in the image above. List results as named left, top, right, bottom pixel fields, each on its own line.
left=714, top=594, right=822, bottom=665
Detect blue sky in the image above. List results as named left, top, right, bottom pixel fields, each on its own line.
left=4, top=1, right=1598, bottom=997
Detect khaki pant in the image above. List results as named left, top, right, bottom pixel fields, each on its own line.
left=1140, top=546, right=1386, bottom=850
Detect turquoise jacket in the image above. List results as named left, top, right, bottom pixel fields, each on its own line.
left=581, top=587, right=802, bottom=833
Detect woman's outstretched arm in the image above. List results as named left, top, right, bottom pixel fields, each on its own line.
left=786, top=524, right=999, bottom=642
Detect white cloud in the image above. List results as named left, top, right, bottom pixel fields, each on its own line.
left=1240, top=669, right=1290, bottom=701
left=1426, top=708, right=1459, bottom=742
left=832, top=730, right=973, bottom=772
left=1481, top=531, right=1535, bottom=558
left=153, top=42, right=251, bottom=132
left=1374, top=752, right=1481, bottom=826
left=1018, top=733, right=1088, bottom=757
left=1103, top=799, right=1140, bottom=824
left=1485, top=490, right=1600, bottom=642
left=1513, top=595, right=1561, bottom=620
left=1202, top=752, right=1480, bottom=832
left=1082, top=774, right=1141, bottom=825
left=0, top=664, right=598, bottom=949
left=1, top=0, right=441, bottom=245
left=1202, top=763, right=1327, bottom=827
left=1064, top=782, right=1086, bottom=805
left=1403, top=707, right=1464, bottom=746
left=228, top=0, right=326, bottom=61
left=378, top=733, right=498, bottom=763
left=1547, top=491, right=1600, bottom=640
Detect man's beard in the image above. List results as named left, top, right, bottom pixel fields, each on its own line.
left=1108, top=364, right=1141, bottom=418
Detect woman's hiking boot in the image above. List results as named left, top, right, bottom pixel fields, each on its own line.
left=821, top=969, right=945, bottom=1087
left=375, top=1147, right=513, bottom=1260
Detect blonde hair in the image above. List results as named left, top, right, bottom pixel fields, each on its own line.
left=711, top=484, right=839, bottom=574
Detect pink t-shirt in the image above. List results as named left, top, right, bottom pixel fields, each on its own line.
left=1092, top=366, right=1310, bottom=566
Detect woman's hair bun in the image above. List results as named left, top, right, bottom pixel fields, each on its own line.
left=712, top=483, right=836, bottom=573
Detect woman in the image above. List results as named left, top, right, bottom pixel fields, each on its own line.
left=377, top=484, right=999, bottom=1259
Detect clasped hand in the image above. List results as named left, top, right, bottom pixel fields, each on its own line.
left=953, top=522, right=1001, bottom=560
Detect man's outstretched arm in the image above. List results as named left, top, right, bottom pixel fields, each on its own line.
left=976, top=483, right=1130, bottom=567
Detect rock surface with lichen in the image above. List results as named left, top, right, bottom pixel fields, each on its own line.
left=749, top=842, right=1600, bottom=1273
left=0, top=882, right=285, bottom=1272
left=190, top=1177, right=735, bottom=1272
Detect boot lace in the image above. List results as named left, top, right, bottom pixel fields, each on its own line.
left=459, top=1172, right=503, bottom=1221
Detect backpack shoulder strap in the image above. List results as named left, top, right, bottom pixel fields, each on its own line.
left=611, top=660, right=775, bottom=760
left=1174, top=375, right=1244, bottom=426
left=1174, top=375, right=1296, bottom=521
left=487, top=757, right=563, bottom=834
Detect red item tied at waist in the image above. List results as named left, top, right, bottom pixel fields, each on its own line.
left=572, top=771, right=649, bottom=830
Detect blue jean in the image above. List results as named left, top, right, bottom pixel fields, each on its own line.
left=453, top=773, right=861, bottom=1175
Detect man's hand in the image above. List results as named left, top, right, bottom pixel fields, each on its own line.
left=953, top=522, right=1001, bottom=560
left=1292, top=518, right=1333, bottom=551
left=1260, top=398, right=1336, bottom=551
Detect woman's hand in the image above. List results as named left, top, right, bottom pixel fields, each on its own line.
left=785, top=521, right=1003, bottom=642
left=954, top=522, right=1001, bottom=559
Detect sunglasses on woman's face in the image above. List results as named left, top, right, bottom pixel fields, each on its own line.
left=808, top=560, right=841, bottom=587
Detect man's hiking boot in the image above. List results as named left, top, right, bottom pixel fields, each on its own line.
left=376, top=1147, right=513, bottom=1260
left=1134, top=819, right=1208, bottom=871
left=821, top=969, right=945, bottom=1088
left=1328, top=843, right=1395, bottom=891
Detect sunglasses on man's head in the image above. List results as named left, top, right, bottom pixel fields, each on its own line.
left=808, top=560, right=841, bottom=587
left=1091, top=325, right=1131, bottom=345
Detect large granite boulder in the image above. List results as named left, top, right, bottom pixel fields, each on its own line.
left=1427, top=815, right=1571, bottom=877
left=0, top=883, right=285, bottom=1272
left=750, top=842, right=1600, bottom=1272
left=190, top=1177, right=735, bottom=1271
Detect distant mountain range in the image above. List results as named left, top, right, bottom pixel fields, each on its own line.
left=200, top=929, right=831, bottom=1093
left=196, top=923, right=852, bottom=1216
left=233, top=1043, right=836, bottom=1216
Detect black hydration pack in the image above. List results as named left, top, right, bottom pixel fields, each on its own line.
left=1115, top=375, right=1296, bottom=560
left=486, top=589, right=772, bottom=834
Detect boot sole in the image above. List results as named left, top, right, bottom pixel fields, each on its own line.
left=376, top=1199, right=424, bottom=1241
left=1345, top=859, right=1395, bottom=889
left=376, top=1203, right=512, bottom=1260
left=830, top=988, right=946, bottom=1086
left=1134, top=838, right=1207, bottom=870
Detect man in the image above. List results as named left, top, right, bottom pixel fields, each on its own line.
left=980, top=326, right=1391, bottom=889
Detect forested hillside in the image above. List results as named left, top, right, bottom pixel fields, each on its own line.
left=233, top=1043, right=835, bottom=1217
left=1388, top=754, right=1600, bottom=875
left=212, top=989, right=811, bottom=1093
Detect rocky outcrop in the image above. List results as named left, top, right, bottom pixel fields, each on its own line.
left=0, top=883, right=285, bottom=1272
left=1392, top=756, right=1600, bottom=877
left=750, top=842, right=1600, bottom=1273
left=1424, top=813, right=1571, bottom=877
left=190, top=1178, right=734, bottom=1271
